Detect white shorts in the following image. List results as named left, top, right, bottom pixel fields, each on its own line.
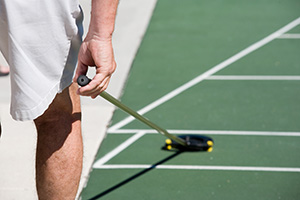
left=0, top=0, right=83, bottom=121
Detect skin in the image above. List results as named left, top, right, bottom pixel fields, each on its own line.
left=34, top=83, right=82, bottom=199
left=35, top=0, right=119, bottom=199
left=74, top=0, right=119, bottom=99
left=0, top=64, right=9, bottom=75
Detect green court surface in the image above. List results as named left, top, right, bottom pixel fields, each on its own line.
left=81, top=0, right=300, bottom=199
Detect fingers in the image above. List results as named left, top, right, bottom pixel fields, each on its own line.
left=77, top=75, right=111, bottom=98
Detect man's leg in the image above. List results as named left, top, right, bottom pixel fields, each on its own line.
left=34, top=83, right=82, bottom=199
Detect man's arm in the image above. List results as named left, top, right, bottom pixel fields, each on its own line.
left=74, top=0, right=119, bottom=98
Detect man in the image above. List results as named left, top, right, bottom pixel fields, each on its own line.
left=0, top=0, right=119, bottom=199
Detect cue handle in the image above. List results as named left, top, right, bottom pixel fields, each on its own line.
left=77, top=75, right=186, bottom=146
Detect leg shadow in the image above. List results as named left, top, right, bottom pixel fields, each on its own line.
left=88, top=151, right=183, bottom=200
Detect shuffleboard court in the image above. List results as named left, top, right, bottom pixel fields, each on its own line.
left=81, top=0, right=300, bottom=199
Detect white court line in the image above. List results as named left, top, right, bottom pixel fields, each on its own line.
left=93, top=129, right=300, bottom=168
left=108, top=129, right=300, bottom=137
left=108, top=17, right=300, bottom=132
left=277, top=33, right=300, bottom=39
left=206, top=75, right=300, bottom=80
left=95, top=164, right=300, bottom=172
left=93, top=131, right=146, bottom=167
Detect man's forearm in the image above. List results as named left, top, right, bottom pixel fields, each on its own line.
left=88, top=0, right=119, bottom=39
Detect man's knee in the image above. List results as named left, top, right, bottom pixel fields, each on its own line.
left=34, top=83, right=81, bottom=139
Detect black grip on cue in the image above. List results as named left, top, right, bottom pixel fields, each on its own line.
left=77, top=75, right=91, bottom=87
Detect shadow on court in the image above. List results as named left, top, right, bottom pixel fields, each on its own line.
left=88, top=151, right=182, bottom=200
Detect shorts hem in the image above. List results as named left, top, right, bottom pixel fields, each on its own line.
left=10, top=80, right=73, bottom=121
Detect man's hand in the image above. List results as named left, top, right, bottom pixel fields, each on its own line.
left=74, top=35, right=116, bottom=98
left=73, top=0, right=119, bottom=98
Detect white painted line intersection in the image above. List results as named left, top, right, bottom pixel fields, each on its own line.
left=93, top=131, right=146, bottom=167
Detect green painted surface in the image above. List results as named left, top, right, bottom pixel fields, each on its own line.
left=110, top=0, right=300, bottom=124
left=81, top=0, right=300, bottom=199
left=217, top=40, right=300, bottom=75
left=94, top=134, right=134, bottom=161
left=123, top=80, right=300, bottom=132
left=83, top=169, right=300, bottom=200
